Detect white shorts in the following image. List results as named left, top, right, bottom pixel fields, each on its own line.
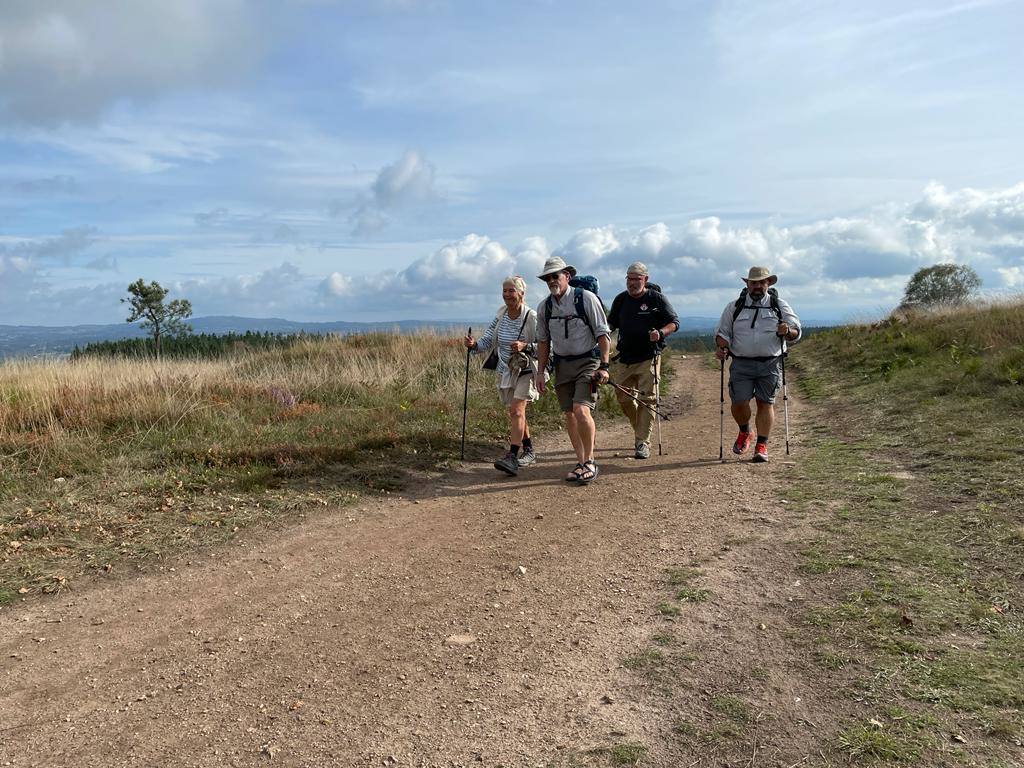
left=498, top=372, right=540, bottom=406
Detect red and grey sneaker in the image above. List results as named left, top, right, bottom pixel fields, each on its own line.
left=732, top=430, right=753, bottom=455
left=752, top=442, right=769, bottom=463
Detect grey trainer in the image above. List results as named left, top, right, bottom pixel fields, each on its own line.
left=517, top=449, right=536, bottom=467
left=494, top=451, right=519, bottom=476
left=634, top=441, right=651, bottom=459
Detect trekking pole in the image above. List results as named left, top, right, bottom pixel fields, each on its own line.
left=780, top=348, right=791, bottom=456
left=460, top=327, right=471, bottom=460
left=653, top=352, right=663, bottom=456
left=719, top=356, right=725, bottom=462
left=608, top=380, right=672, bottom=421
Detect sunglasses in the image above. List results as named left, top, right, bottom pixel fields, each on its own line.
left=542, top=274, right=562, bottom=283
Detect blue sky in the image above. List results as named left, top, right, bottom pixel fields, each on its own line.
left=1, top=0, right=1022, bottom=327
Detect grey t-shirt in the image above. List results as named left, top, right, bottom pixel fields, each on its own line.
left=715, top=293, right=801, bottom=358
left=536, top=287, right=610, bottom=357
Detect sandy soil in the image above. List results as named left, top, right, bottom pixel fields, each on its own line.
left=0, top=356, right=838, bottom=767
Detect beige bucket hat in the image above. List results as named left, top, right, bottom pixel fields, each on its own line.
left=537, top=256, right=577, bottom=280
left=742, top=266, right=778, bottom=286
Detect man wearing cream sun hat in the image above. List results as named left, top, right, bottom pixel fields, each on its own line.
left=714, top=266, right=802, bottom=463
left=534, top=256, right=611, bottom=485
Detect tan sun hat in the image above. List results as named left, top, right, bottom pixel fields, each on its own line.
left=742, top=266, right=778, bottom=285
left=626, top=261, right=649, bottom=276
left=537, top=256, right=577, bottom=280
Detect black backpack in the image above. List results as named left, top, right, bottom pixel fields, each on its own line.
left=732, top=286, right=782, bottom=328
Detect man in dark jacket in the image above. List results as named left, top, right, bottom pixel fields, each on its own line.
left=607, top=261, right=679, bottom=459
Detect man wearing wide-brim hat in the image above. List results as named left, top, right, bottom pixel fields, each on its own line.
left=534, top=256, right=611, bottom=484
left=713, top=266, right=802, bottom=463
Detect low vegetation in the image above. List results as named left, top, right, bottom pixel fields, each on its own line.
left=1, top=332, right=590, bottom=602
left=71, top=331, right=316, bottom=360
left=788, top=299, right=1024, bottom=763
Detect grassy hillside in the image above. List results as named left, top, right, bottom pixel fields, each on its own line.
left=1, top=333, right=608, bottom=602
left=788, top=300, right=1024, bottom=764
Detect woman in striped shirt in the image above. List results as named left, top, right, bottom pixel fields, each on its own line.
left=464, top=276, right=542, bottom=476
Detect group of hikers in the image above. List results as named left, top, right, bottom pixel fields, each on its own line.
left=463, top=258, right=801, bottom=484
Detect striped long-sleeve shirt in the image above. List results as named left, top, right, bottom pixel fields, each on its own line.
left=475, top=307, right=538, bottom=388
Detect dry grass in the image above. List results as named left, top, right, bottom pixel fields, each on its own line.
left=1, top=334, right=462, bottom=443
left=1, top=332, right=574, bottom=602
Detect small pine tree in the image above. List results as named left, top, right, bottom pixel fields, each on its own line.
left=121, top=279, right=193, bottom=358
left=901, top=263, right=981, bottom=309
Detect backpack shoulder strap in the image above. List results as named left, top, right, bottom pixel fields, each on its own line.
left=573, top=287, right=594, bottom=332
left=731, top=288, right=749, bottom=322
left=516, top=308, right=530, bottom=338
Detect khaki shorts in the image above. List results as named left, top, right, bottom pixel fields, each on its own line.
left=554, top=356, right=600, bottom=412
left=498, top=372, right=540, bottom=406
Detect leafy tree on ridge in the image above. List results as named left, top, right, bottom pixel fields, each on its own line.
left=122, top=279, right=193, bottom=358
left=901, top=263, right=981, bottom=309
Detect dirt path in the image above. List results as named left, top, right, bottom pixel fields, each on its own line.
left=1, top=356, right=835, bottom=767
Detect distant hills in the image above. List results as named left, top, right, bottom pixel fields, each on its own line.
left=0, top=314, right=720, bottom=360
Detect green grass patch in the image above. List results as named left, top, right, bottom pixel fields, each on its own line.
left=623, top=648, right=665, bottom=671
left=835, top=723, right=923, bottom=762
left=675, top=586, right=711, bottom=603
left=710, top=695, right=751, bottom=723
left=608, top=743, right=647, bottom=766
left=788, top=300, right=1024, bottom=764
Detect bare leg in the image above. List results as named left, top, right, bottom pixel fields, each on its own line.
left=754, top=399, right=774, bottom=438
left=565, top=410, right=584, bottom=463
left=572, top=402, right=596, bottom=462
left=507, top=399, right=527, bottom=445
left=731, top=400, right=752, bottom=427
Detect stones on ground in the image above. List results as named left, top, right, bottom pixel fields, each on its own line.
left=259, top=743, right=279, bottom=759
left=444, top=634, right=476, bottom=646
left=514, top=565, right=527, bottom=576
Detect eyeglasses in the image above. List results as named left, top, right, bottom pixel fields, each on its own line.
left=542, top=274, right=562, bottom=283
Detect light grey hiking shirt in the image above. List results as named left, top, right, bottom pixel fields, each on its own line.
left=715, top=293, right=802, bottom=358
left=535, top=287, right=611, bottom=358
